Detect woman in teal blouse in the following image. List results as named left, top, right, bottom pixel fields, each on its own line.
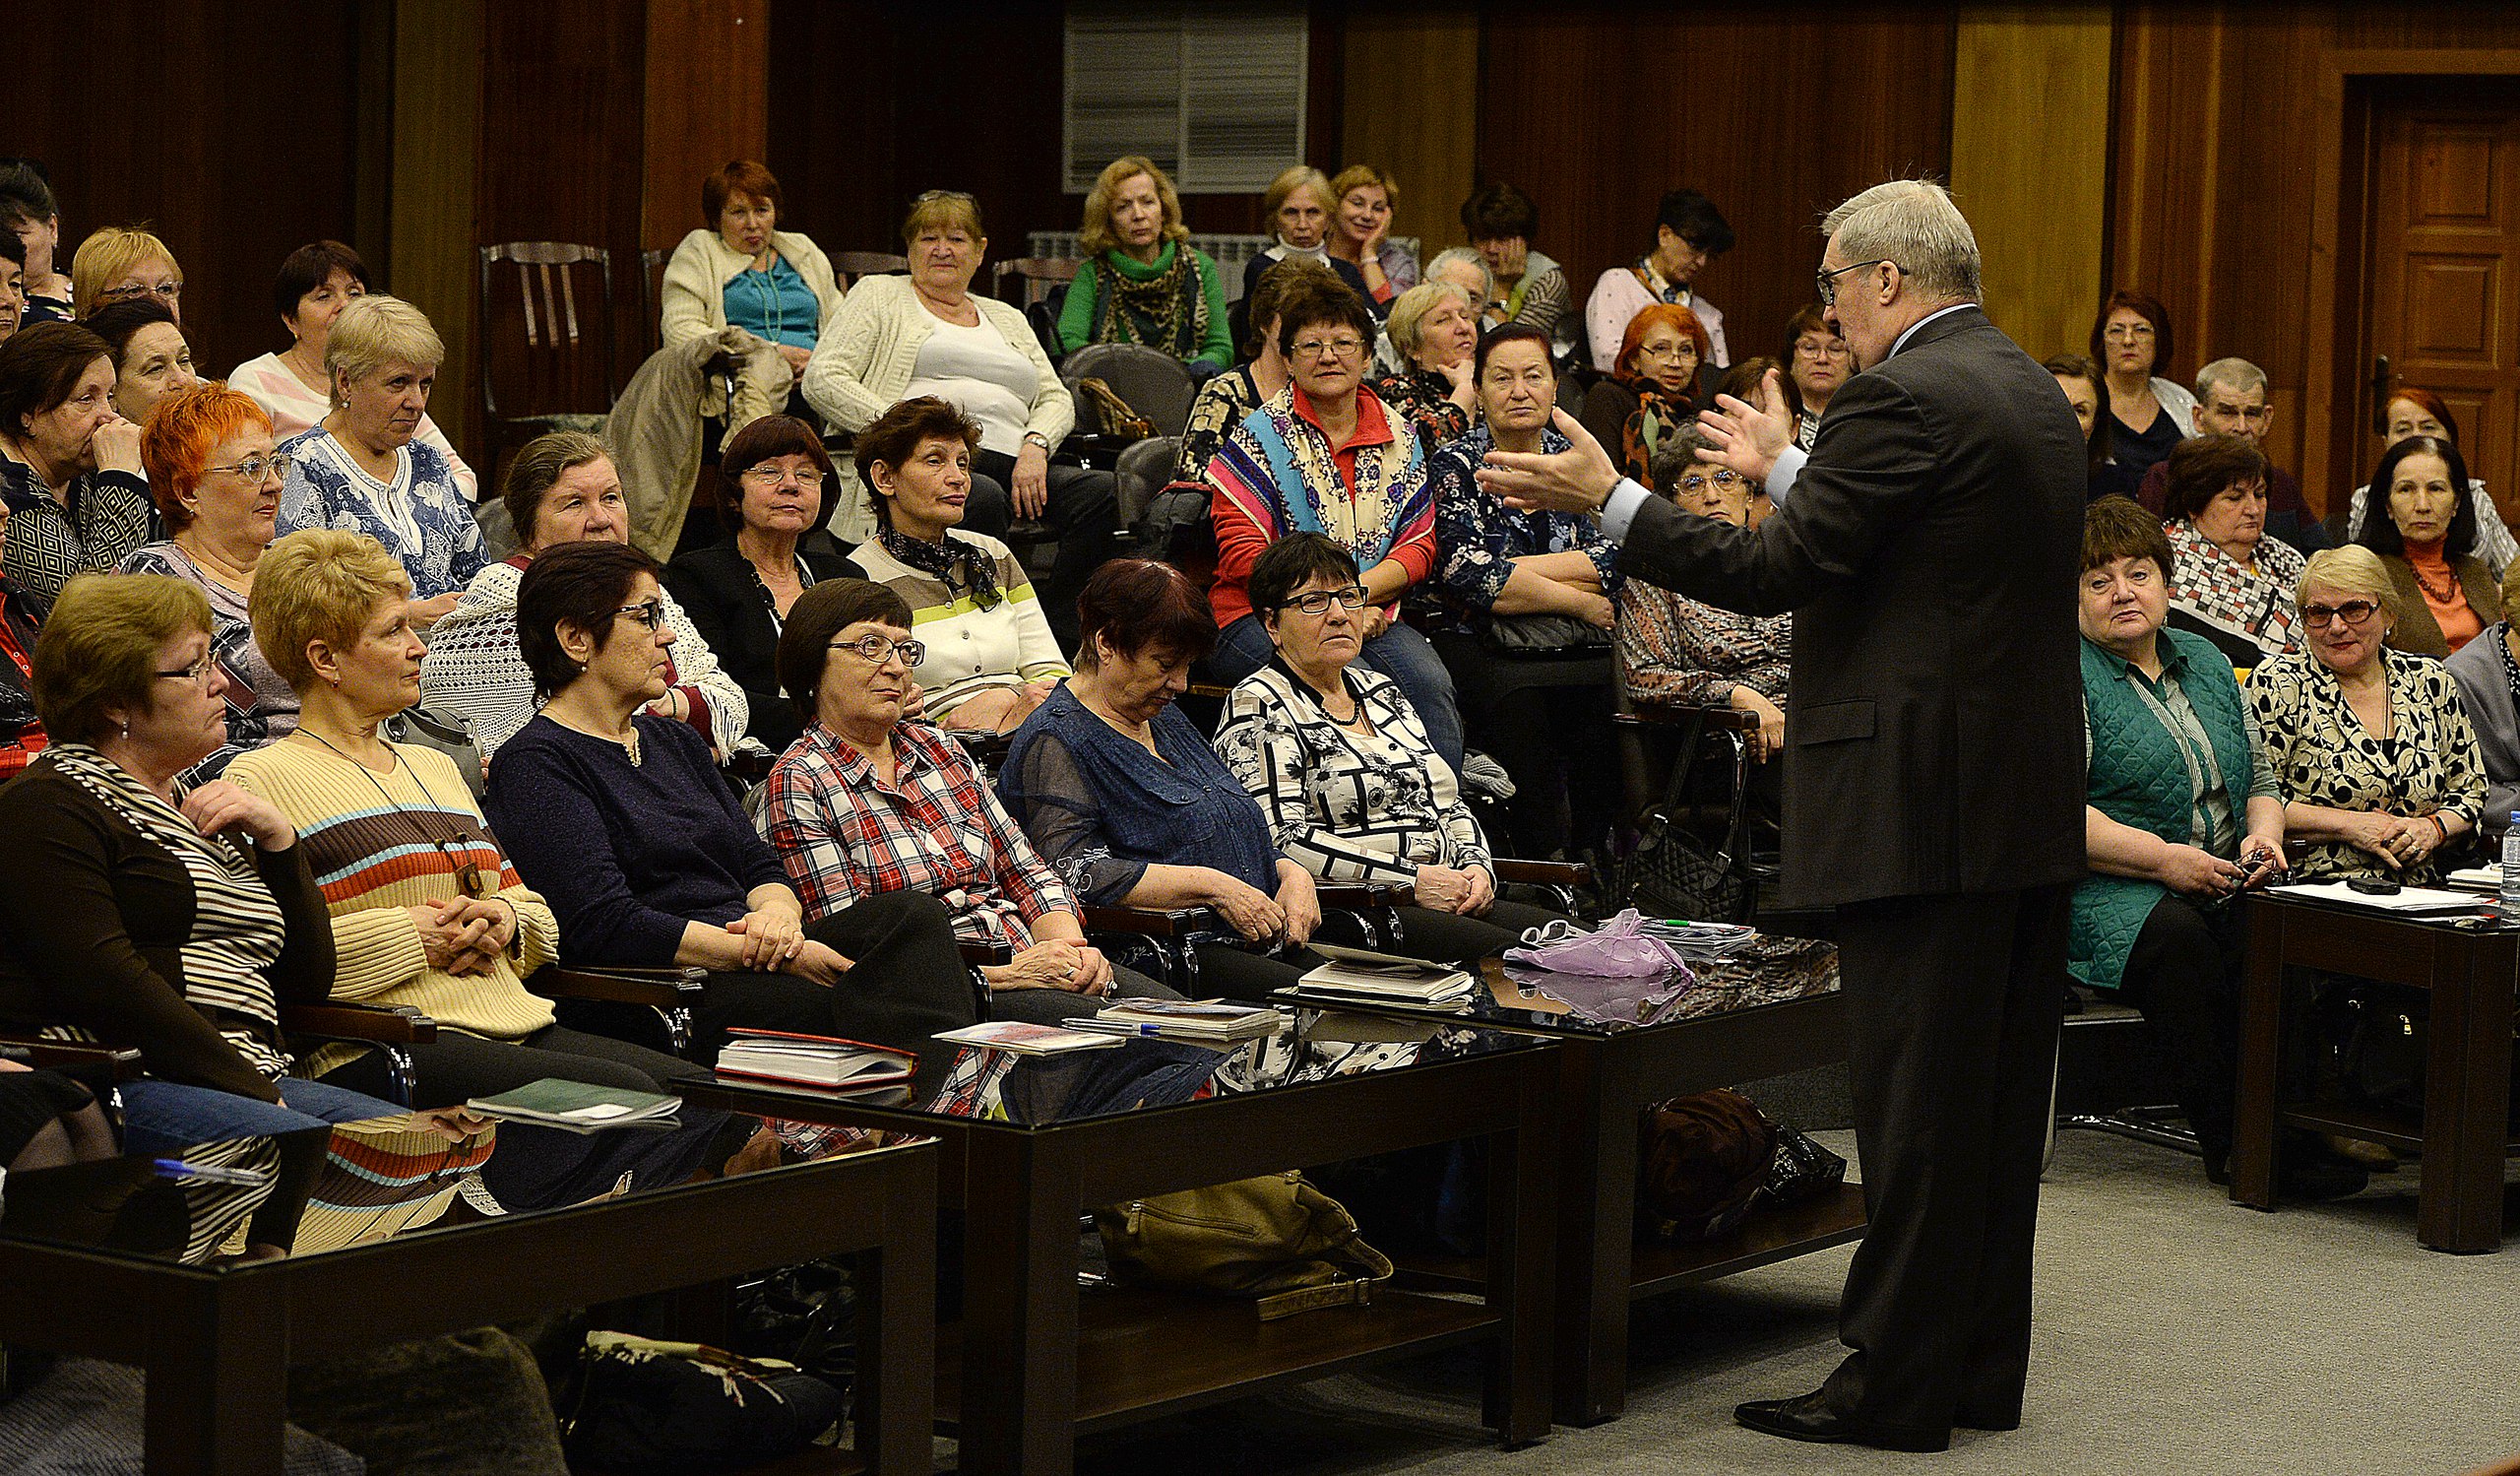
left=1056, top=157, right=1231, bottom=374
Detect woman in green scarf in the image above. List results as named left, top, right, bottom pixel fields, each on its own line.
left=1056, top=157, right=1232, bottom=375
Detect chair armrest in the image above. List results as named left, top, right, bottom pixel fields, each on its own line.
left=531, top=966, right=708, bottom=1009
left=1315, top=882, right=1413, bottom=912
left=0, top=1035, right=146, bottom=1078
left=1612, top=704, right=1756, bottom=733
left=959, top=939, right=1015, bottom=967
left=1081, top=904, right=1215, bottom=937
left=724, top=748, right=778, bottom=784
left=280, top=1001, right=439, bottom=1046
left=1491, top=858, right=1593, bottom=888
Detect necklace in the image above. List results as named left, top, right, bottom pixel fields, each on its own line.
left=297, top=725, right=491, bottom=898
left=2411, top=560, right=2459, bottom=605
left=545, top=708, right=642, bottom=767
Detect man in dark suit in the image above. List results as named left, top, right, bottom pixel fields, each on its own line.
left=1479, top=180, right=2087, bottom=1453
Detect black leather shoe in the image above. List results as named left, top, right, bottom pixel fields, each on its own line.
left=1734, top=1391, right=1951, bottom=1452
left=1953, top=1402, right=2021, bottom=1432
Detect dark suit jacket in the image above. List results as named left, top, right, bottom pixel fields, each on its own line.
left=1616, top=305, right=2087, bottom=907
left=663, top=542, right=865, bottom=753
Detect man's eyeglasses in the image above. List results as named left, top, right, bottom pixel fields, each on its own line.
left=156, top=652, right=217, bottom=686
left=740, top=466, right=826, bottom=489
left=1816, top=258, right=1897, bottom=308
left=614, top=600, right=669, bottom=631
left=1292, top=337, right=1364, bottom=363
left=97, top=280, right=182, bottom=305
left=830, top=632, right=926, bottom=667
left=2300, top=600, right=2379, bottom=628
left=1279, top=585, right=1369, bottom=615
left=205, top=454, right=292, bottom=483
left=1677, top=471, right=1747, bottom=495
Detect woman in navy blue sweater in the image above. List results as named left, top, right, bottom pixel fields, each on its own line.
left=483, top=541, right=973, bottom=1089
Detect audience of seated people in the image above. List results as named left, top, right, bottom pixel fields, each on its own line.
left=1582, top=304, right=1708, bottom=490
left=663, top=416, right=867, bottom=753
left=2444, top=560, right=2520, bottom=841
left=1714, top=355, right=1790, bottom=523
left=2091, top=289, right=2194, bottom=484
left=121, top=384, right=300, bottom=777
left=421, top=429, right=747, bottom=758
left=225, top=529, right=728, bottom=1210
left=71, top=225, right=183, bottom=324
left=274, top=294, right=481, bottom=623
left=1173, top=259, right=1321, bottom=485
left=1459, top=182, right=1571, bottom=356
left=2132, top=357, right=2327, bottom=556
left=1058, top=156, right=1233, bottom=376
left=1424, top=326, right=1624, bottom=861
left=1203, top=271, right=1464, bottom=771
left=803, top=190, right=1113, bottom=648
left=842, top=397, right=1068, bottom=738
left=757, top=577, right=1176, bottom=1022
left=662, top=160, right=844, bottom=415
left=1782, top=303, right=1847, bottom=451
left=480, top=540, right=976, bottom=1088
left=2048, top=351, right=2131, bottom=501
left=2250, top=545, right=2486, bottom=884
left=2158, top=433, right=2303, bottom=669
left=1242, top=165, right=1373, bottom=305
left=1372, top=280, right=1480, bottom=459
left=0, top=320, right=154, bottom=603
left=0, top=508, right=41, bottom=779
left=87, top=296, right=196, bottom=435
left=1326, top=165, right=1418, bottom=310
left=0, top=161, right=73, bottom=324
left=1586, top=186, right=1734, bottom=375
left=2355, top=435, right=2496, bottom=659
left=2327, top=385, right=2518, bottom=575
left=1218, top=534, right=1566, bottom=951
left=230, top=240, right=479, bottom=501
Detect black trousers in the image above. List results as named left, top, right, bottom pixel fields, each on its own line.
left=1427, top=632, right=1621, bottom=859
left=965, top=448, right=1119, bottom=651
left=1821, top=883, right=2070, bottom=1435
left=2115, top=894, right=2244, bottom=1159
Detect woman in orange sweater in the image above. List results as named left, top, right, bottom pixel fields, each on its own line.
left=2358, top=436, right=2500, bottom=659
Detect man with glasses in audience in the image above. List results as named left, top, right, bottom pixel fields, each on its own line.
left=2135, top=356, right=2329, bottom=554
left=1480, top=179, right=2086, bottom=1453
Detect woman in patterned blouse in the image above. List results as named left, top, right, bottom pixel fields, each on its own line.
left=1616, top=426, right=1792, bottom=760
left=0, top=321, right=155, bottom=603
left=2248, top=545, right=2487, bottom=883
left=2159, top=432, right=2302, bottom=670
left=1218, top=535, right=1563, bottom=958
left=274, top=295, right=482, bottom=626
left=1371, top=281, right=1480, bottom=460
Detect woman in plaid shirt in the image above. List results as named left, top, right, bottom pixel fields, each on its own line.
left=757, top=578, right=1178, bottom=1023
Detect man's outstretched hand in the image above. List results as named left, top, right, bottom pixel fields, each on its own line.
left=1694, top=367, right=1795, bottom=485
left=1478, top=408, right=1622, bottom=515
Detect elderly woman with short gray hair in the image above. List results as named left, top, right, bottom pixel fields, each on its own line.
left=1372, top=280, right=1480, bottom=458
left=274, top=294, right=481, bottom=623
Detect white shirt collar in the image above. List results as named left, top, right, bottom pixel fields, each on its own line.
left=1886, top=302, right=1976, bottom=360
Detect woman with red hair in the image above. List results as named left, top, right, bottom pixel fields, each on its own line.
left=118, top=382, right=298, bottom=777
left=2328, top=384, right=2517, bottom=575
left=1580, top=302, right=1711, bottom=488
left=660, top=160, right=845, bottom=411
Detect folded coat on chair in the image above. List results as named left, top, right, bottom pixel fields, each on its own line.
left=610, top=327, right=789, bottom=560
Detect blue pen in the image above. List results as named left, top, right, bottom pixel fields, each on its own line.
left=1062, top=1020, right=1163, bottom=1037
left=152, top=1158, right=274, bottom=1187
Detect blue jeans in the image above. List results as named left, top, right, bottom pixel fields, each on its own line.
left=118, top=1076, right=409, bottom=1160
left=1212, top=613, right=1464, bottom=772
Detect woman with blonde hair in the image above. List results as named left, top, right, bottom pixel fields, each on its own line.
left=1055, top=156, right=1231, bottom=372
left=1240, top=165, right=1370, bottom=304
left=1372, top=280, right=1480, bottom=457
left=71, top=225, right=183, bottom=323
left=274, top=295, right=480, bottom=622
left=1326, top=164, right=1418, bottom=309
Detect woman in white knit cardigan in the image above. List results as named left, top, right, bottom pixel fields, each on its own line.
left=801, top=192, right=1114, bottom=646
left=660, top=160, right=846, bottom=423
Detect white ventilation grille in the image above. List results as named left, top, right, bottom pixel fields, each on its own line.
left=1065, top=3, right=1308, bottom=195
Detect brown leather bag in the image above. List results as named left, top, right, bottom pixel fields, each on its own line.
left=1635, top=1088, right=1776, bottom=1242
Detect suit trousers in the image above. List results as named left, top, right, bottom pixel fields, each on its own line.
left=1820, top=883, right=2070, bottom=1434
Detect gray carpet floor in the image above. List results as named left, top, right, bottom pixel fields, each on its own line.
left=1065, top=1131, right=2520, bottom=1476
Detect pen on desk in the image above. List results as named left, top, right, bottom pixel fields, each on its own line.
left=1061, top=1020, right=1162, bottom=1037
left=152, top=1158, right=274, bottom=1187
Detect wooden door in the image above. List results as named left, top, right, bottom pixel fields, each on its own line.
left=2364, top=83, right=2520, bottom=517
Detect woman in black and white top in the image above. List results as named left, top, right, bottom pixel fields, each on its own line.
left=1214, top=534, right=1563, bottom=961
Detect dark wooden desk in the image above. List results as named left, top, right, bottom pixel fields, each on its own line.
left=0, top=1116, right=938, bottom=1476
left=1277, top=947, right=1864, bottom=1426
left=2235, top=892, right=2517, bottom=1252
left=716, top=1029, right=1560, bottom=1476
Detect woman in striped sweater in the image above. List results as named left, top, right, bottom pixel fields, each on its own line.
left=227, top=529, right=727, bottom=1211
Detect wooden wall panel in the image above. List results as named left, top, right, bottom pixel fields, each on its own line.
left=642, top=0, right=772, bottom=254
left=390, top=0, right=485, bottom=451
left=8, top=1, right=365, bottom=387
left=1341, top=12, right=1480, bottom=259
left=1951, top=5, right=2112, bottom=363
left=1479, top=11, right=1956, bottom=371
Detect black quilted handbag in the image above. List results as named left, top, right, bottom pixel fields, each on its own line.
left=1613, top=726, right=1753, bottom=924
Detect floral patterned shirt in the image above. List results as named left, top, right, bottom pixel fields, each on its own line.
left=275, top=426, right=484, bottom=600
left=2248, top=646, right=2487, bottom=881
left=1615, top=579, right=1792, bottom=709
left=1427, top=424, right=1622, bottom=633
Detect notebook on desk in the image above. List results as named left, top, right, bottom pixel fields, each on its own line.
left=2266, top=880, right=2488, bottom=915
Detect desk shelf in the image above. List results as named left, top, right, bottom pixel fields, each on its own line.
left=1391, top=1182, right=1867, bottom=1300
left=934, top=1285, right=1499, bottom=1436
left=2277, top=1099, right=2520, bottom=1157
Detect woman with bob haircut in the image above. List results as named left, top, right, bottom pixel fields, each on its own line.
left=661, top=160, right=845, bottom=411
left=2089, top=289, right=2194, bottom=485
left=1581, top=302, right=1711, bottom=490
left=1056, top=156, right=1231, bottom=372
left=0, top=319, right=153, bottom=603
left=71, top=225, right=183, bottom=324
left=1240, top=165, right=1371, bottom=305
left=86, top=295, right=197, bottom=430
left=1326, top=163, right=1418, bottom=309
left=2157, top=432, right=2302, bottom=668
left=1372, top=280, right=1480, bottom=459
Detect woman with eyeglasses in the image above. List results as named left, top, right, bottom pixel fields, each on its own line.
left=70, top=225, right=184, bottom=325
left=423, top=430, right=747, bottom=760
left=2089, top=290, right=2195, bottom=485
left=2249, top=544, right=2485, bottom=884
left=1580, top=304, right=1710, bottom=491
left=1206, top=272, right=1463, bottom=772
left=802, top=191, right=1115, bottom=648
left=664, top=416, right=865, bottom=752
left=1783, top=303, right=1849, bottom=452
left=484, top=541, right=976, bottom=1089
left=837, top=397, right=1066, bottom=738
left=1172, top=258, right=1325, bottom=486
left=87, top=296, right=198, bottom=430
left=0, top=321, right=153, bottom=604
left=117, top=385, right=300, bottom=780
left=1425, top=325, right=1624, bottom=860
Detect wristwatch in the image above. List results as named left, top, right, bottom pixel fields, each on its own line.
left=1022, top=430, right=1052, bottom=452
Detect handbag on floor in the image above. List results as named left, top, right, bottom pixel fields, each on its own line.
left=559, top=1331, right=846, bottom=1475
left=1096, top=1170, right=1394, bottom=1319
left=1635, top=1089, right=1774, bottom=1242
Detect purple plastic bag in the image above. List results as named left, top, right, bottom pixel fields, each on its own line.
left=1502, top=909, right=1689, bottom=978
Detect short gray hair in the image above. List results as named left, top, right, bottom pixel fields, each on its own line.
left=2194, top=356, right=2268, bottom=402
left=1386, top=280, right=1473, bottom=361
left=326, top=294, right=446, bottom=409
left=1425, top=246, right=1496, bottom=307
left=1821, top=179, right=1981, bottom=305
left=1648, top=421, right=1715, bottom=491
